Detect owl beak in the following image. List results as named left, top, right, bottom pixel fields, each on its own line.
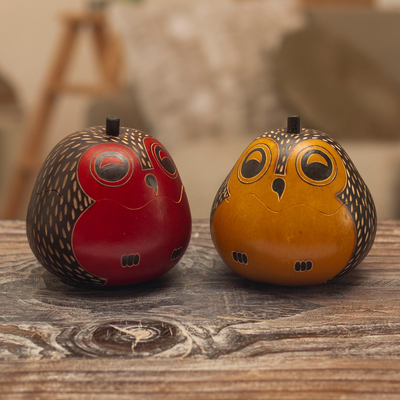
left=272, top=178, right=285, bottom=200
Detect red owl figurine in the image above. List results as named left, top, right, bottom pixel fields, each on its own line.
left=27, top=117, right=191, bottom=287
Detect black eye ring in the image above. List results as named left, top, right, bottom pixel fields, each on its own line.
left=90, top=147, right=134, bottom=187
left=238, top=144, right=271, bottom=184
left=296, top=145, right=337, bottom=186
left=151, top=143, right=177, bottom=178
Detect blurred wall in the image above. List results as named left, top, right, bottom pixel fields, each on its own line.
left=378, top=0, right=400, bottom=8
left=0, top=0, right=97, bottom=153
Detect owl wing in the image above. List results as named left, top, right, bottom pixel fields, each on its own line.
left=332, top=147, right=377, bottom=278
left=26, top=134, right=107, bottom=286
left=335, top=184, right=377, bottom=278
left=210, top=169, right=232, bottom=224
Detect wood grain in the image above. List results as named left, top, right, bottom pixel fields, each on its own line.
left=1, top=220, right=400, bottom=399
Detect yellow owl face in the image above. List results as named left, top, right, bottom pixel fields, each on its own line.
left=229, top=136, right=348, bottom=215
left=211, top=118, right=377, bottom=286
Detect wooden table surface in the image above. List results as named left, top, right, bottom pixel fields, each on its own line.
left=1, top=219, right=400, bottom=399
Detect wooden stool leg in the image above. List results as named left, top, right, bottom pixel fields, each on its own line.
left=93, top=20, right=122, bottom=92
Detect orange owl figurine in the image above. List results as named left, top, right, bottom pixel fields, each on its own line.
left=27, top=117, right=191, bottom=287
left=211, top=116, right=377, bottom=286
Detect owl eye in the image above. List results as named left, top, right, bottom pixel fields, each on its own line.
left=90, top=147, right=134, bottom=187
left=151, top=143, right=177, bottom=178
left=238, top=144, right=271, bottom=184
left=296, top=146, right=337, bottom=186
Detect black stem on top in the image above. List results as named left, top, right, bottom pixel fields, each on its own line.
left=106, top=116, right=120, bottom=137
left=287, top=116, right=300, bottom=134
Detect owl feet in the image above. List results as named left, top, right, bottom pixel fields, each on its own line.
left=294, top=260, right=313, bottom=272
left=171, top=247, right=183, bottom=260
left=121, top=253, right=140, bottom=268
left=232, top=251, right=248, bottom=265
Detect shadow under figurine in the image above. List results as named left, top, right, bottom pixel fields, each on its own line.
left=211, top=116, right=377, bottom=286
left=26, top=117, right=191, bottom=287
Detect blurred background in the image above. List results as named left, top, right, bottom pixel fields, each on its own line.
left=0, top=0, right=400, bottom=220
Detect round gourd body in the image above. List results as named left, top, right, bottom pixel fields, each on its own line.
left=210, top=125, right=377, bottom=286
left=27, top=124, right=191, bottom=287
